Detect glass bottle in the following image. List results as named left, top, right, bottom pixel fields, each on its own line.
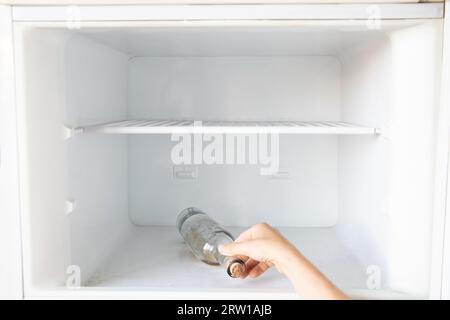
left=177, top=207, right=246, bottom=278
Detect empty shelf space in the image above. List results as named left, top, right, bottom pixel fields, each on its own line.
left=77, top=120, right=380, bottom=135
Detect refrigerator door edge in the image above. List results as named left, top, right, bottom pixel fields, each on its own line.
left=0, top=4, right=24, bottom=300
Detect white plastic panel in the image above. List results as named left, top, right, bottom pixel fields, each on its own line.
left=72, top=25, right=421, bottom=58
left=337, top=21, right=442, bottom=297
left=382, top=22, right=441, bottom=296
left=12, top=19, right=444, bottom=299
left=128, top=56, right=340, bottom=120
left=65, top=34, right=134, bottom=284
left=80, top=27, right=365, bottom=59
left=433, top=0, right=450, bottom=300
left=127, top=54, right=341, bottom=227
left=129, top=135, right=339, bottom=227
left=14, top=26, right=71, bottom=293
left=337, top=33, right=392, bottom=290
left=14, top=25, right=135, bottom=292
left=1, top=0, right=439, bottom=5
left=12, top=3, right=444, bottom=22
left=0, top=5, right=23, bottom=300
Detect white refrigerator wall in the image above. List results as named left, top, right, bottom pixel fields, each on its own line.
left=384, top=22, right=441, bottom=296
left=12, top=20, right=444, bottom=298
left=338, top=21, right=442, bottom=296
left=338, top=33, right=391, bottom=289
left=127, top=55, right=340, bottom=227
left=439, top=1, right=450, bottom=300
left=65, top=34, right=134, bottom=284
left=0, top=5, right=22, bottom=300
left=14, top=26, right=135, bottom=291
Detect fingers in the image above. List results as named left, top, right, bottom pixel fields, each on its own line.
left=219, top=223, right=279, bottom=280
left=248, top=261, right=272, bottom=278
left=218, top=239, right=265, bottom=258
left=233, top=258, right=272, bottom=279
left=234, top=223, right=273, bottom=243
left=241, top=258, right=259, bottom=279
left=218, top=241, right=246, bottom=256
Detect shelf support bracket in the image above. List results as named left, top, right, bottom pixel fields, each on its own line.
left=63, top=126, right=83, bottom=140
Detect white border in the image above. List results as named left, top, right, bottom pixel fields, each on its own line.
left=12, top=3, right=444, bottom=22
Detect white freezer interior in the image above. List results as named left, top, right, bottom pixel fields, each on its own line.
left=14, top=21, right=442, bottom=298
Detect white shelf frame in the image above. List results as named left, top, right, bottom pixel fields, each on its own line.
left=12, top=3, right=444, bottom=22
left=76, top=120, right=380, bottom=135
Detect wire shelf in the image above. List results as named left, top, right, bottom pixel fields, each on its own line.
left=77, top=120, right=380, bottom=135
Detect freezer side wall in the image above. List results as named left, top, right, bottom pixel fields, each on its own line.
left=65, top=34, right=133, bottom=285
left=338, top=21, right=443, bottom=296
left=15, top=26, right=133, bottom=291
left=15, top=26, right=72, bottom=292
left=338, top=33, right=392, bottom=290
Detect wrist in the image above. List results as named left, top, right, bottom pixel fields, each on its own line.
left=279, top=248, right=348, bottom=299
left=273, top=243, right=305, bottom=277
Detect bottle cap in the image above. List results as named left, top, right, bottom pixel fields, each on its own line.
left=226, top=258, right=246, bottom=278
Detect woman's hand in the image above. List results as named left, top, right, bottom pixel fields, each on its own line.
left=219, top=223, right=347, bottom=300
left=218, top=223, right=299, bottom=278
